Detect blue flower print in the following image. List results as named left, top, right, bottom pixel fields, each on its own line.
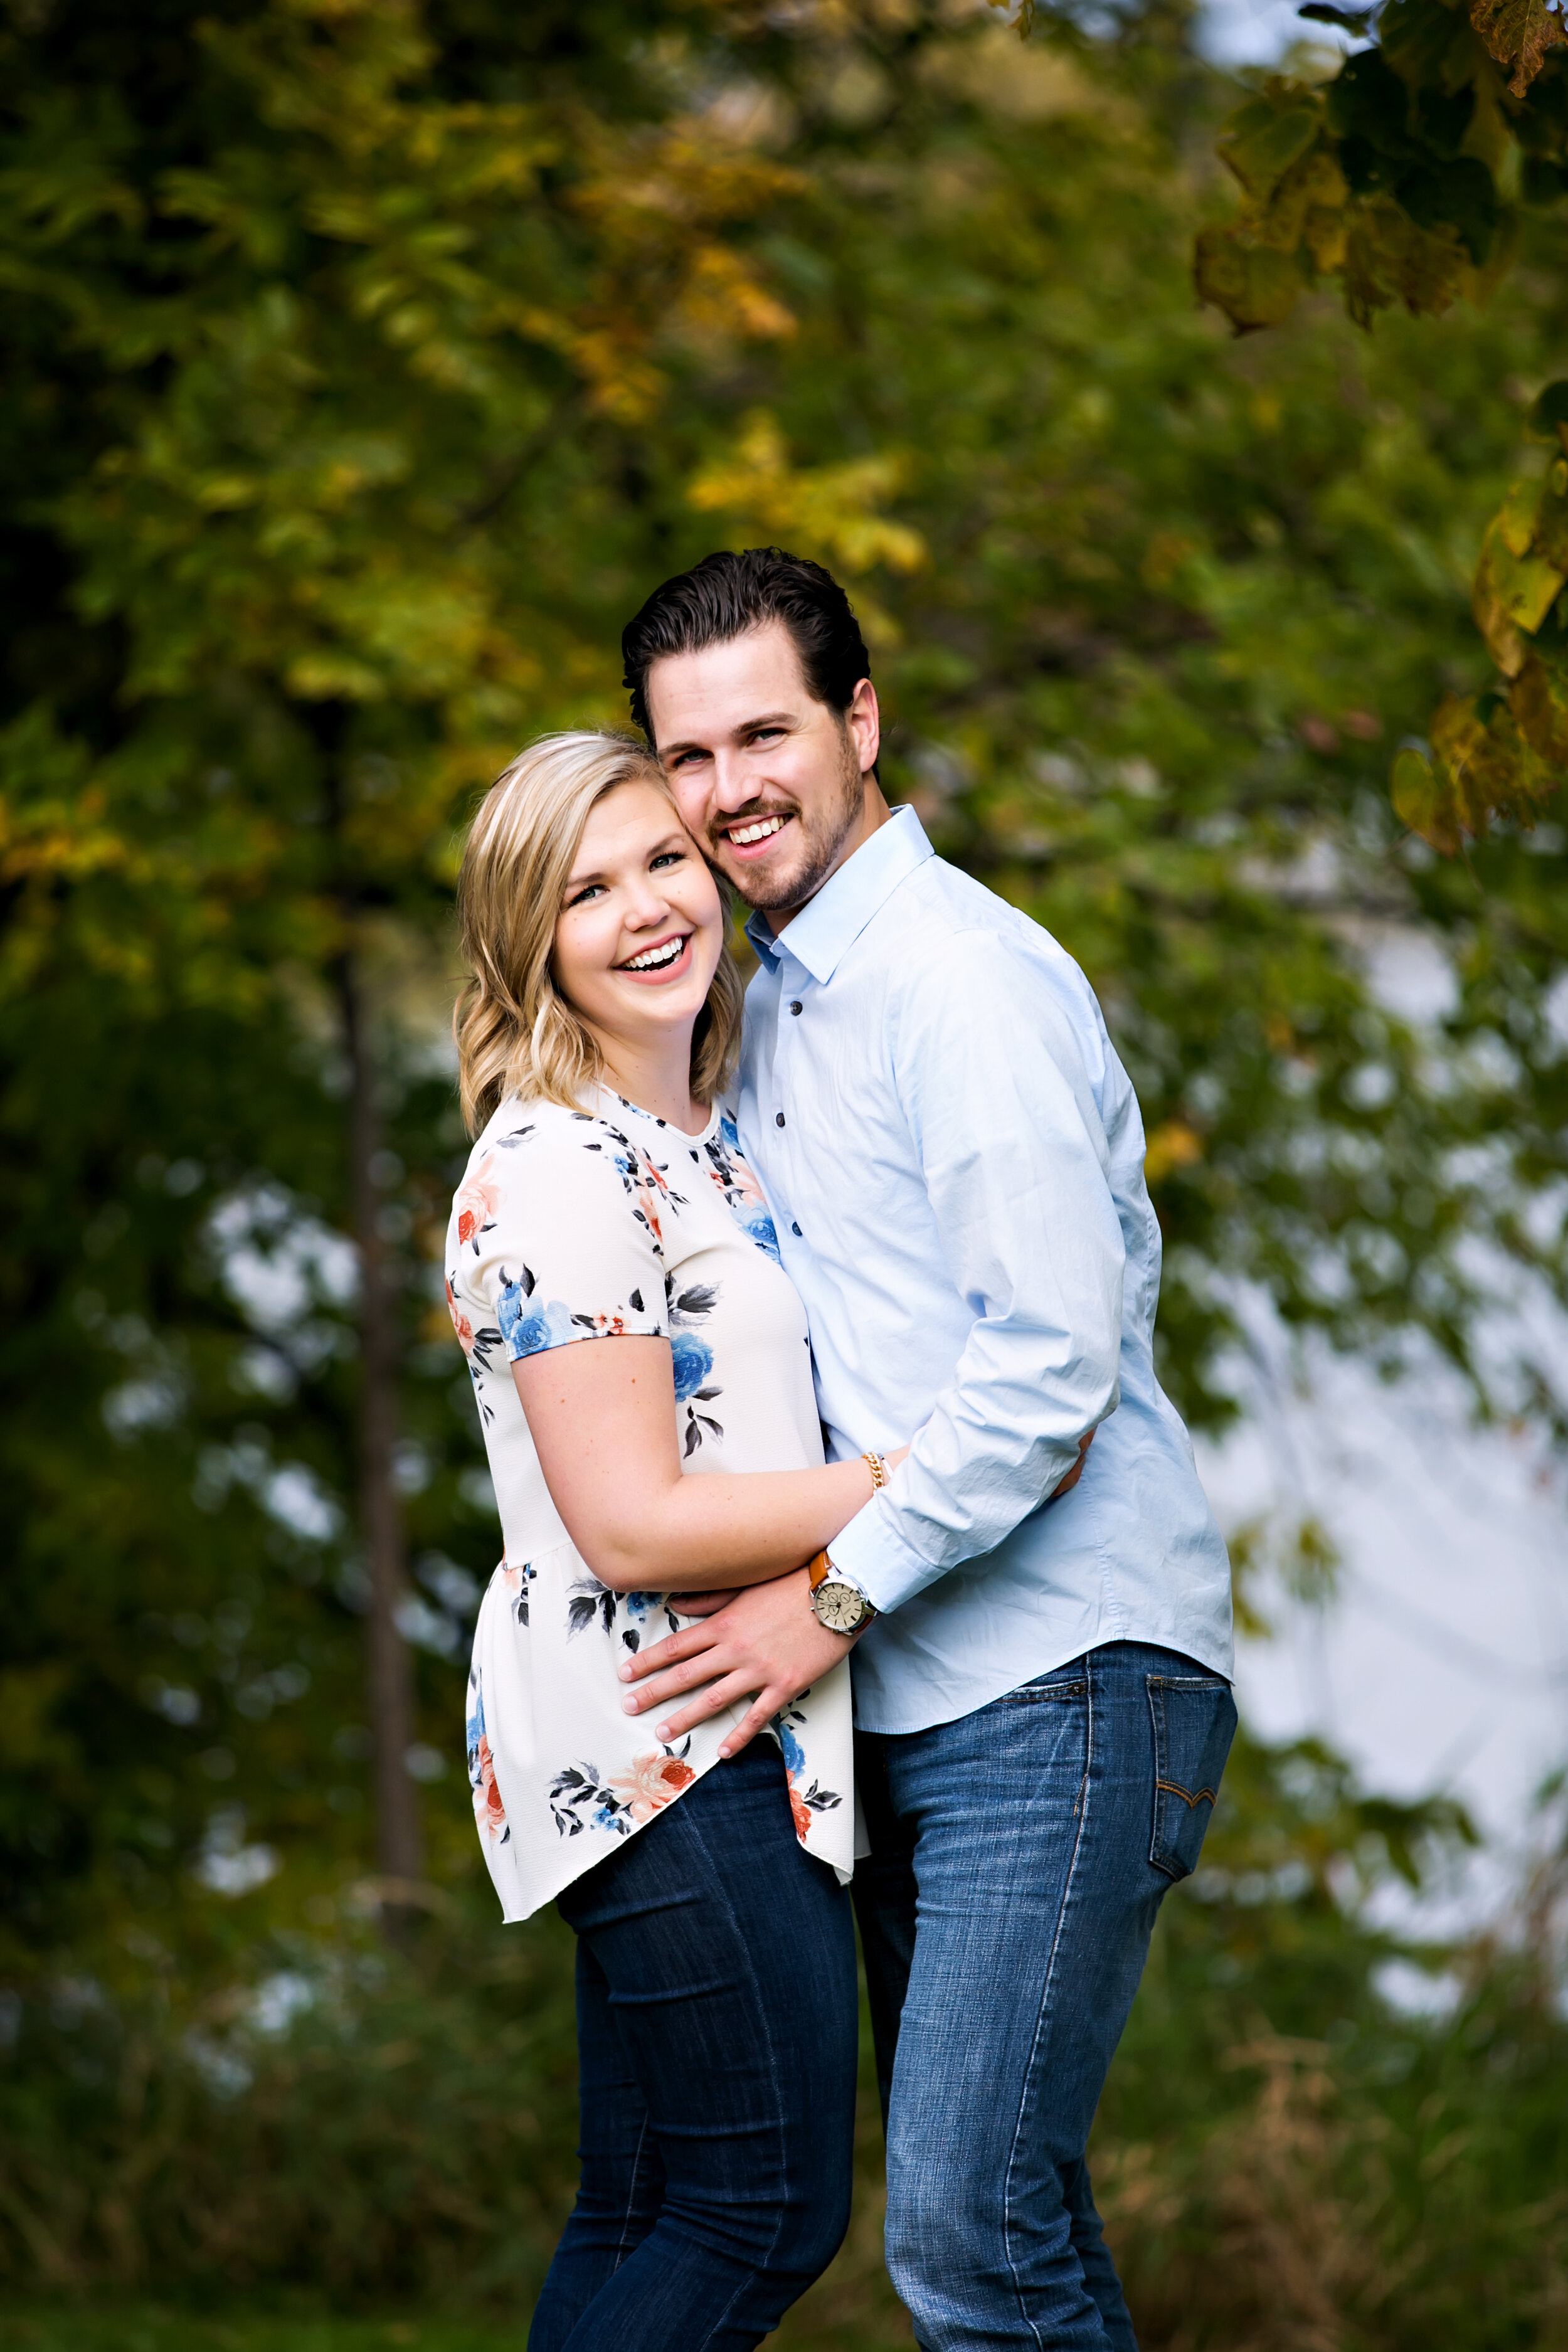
left=670, top=1330, right=714, bottom=1402
left=734, top=1202, right=780, bottom=1263
left=706, top=1117, right=782, bottom=1264
left=773, top=1701, right=842, bottom=1833
left=498, top=1271, right=577, bottom=1361
left=667, top=1279, right=724, bottom=1455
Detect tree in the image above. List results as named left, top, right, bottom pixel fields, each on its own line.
left=1194, top=0, right=1568, bottom=852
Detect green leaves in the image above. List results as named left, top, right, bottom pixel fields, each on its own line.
left=1196, top=2, right=1542, bottom=342
left=1199, top=6, right=1568, bottom=845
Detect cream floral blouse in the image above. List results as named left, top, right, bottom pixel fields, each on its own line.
left=445, top=1086, right=856, bottom=1922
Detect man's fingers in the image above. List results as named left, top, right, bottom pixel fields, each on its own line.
left=620, top=1623, right=716, bottom=1682
left=717, top=1690, right=783, bottom=1759
left=650, top=1671, right=760, bottom=1745
left=623, top=1645, right=740, bottom=1713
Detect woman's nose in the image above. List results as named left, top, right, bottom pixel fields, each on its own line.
left=622, top=879, right=671, bottom=928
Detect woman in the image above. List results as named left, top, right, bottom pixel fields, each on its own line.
left=445, top=730, right=894, bottom=2352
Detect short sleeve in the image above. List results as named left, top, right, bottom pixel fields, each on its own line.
left=450, top=1114, right=667, bottom=1366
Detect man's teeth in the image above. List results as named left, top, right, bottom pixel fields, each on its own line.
left=624, top=938, right=686, bottom=972
left=729, top=815, right=787, bottom=846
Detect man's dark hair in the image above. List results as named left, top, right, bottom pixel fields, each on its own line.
left=622, top=547, right=872, bottom=746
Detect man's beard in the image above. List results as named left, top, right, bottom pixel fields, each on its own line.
left=711, top=729, right=866, bottom=914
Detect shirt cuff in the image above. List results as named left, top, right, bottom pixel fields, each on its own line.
left=822, top=1493, right=945, bottom=1617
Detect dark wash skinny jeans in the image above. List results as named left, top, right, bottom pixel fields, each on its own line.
left=854, top=1640, right=1238, bottom=2352
left=528, top=1739, right=858, bottom=2352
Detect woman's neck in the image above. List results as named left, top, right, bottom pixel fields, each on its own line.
left=590, top=1030, right=706, bottom=1135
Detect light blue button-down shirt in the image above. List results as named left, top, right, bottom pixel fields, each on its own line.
left=737, top=805, right=1232, bottom=1735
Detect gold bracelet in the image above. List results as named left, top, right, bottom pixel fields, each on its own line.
left=862, top=1450, right=889, bottom=1492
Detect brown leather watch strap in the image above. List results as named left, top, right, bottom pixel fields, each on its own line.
left=807, top=1549, right=832, bottom=1591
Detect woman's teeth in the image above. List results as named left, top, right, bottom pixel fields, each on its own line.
left=623, top=936, right=686, bottom=972
left=729, top=814, right=787, bottom=846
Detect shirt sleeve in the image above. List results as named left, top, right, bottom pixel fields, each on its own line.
left=823, top=928, right=1126, bottom=1614
left=449, top=1116, right=667, bottom=1369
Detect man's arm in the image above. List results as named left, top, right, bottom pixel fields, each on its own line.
left=623, top=926, right=1126, bottom=1744
left=827, top=924, right=1124, bottom=1608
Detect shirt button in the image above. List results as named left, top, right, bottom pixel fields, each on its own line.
left=791, top=1221, right=802, bottom=1236
left=775, top=1111, right=786, bottom=1128
left=789, top=1000, right=803, bottom=1015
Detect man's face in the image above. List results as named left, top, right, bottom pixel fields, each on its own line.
left=645, top=621, right=880, bottom=919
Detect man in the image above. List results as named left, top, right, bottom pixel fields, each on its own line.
left=618, top=548, right=1236, bottom=2351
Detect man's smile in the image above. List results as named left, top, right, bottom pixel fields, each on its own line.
left=721, top=810, right=794, bottom=856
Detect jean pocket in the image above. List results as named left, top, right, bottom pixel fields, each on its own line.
left=1146, top=1673, right=1237, bottom=1881
left=997, top=1673, right=1088, bottom=1705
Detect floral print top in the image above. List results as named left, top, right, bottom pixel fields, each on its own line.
left=445, top=1085, right=855, bottom=1922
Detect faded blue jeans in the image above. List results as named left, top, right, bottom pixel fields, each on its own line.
left=854, top=1641, right=1237, bottom=2351
left=529, top=1739, right=858, bottom=2352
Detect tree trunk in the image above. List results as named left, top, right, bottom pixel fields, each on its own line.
left=336, top=943, right=424, bottom=1913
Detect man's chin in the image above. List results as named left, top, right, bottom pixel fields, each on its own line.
left=713, top=839, right=840, bottom=916
left=723, top=867, right=810, bottom=914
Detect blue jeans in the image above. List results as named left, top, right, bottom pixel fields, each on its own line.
left=529, top=1739, right=858, bottom=2352
left=854, top=1641, right=1237, bottom=2351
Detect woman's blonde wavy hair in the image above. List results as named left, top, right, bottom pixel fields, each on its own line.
left=453, top=730, right=744, bottom=1136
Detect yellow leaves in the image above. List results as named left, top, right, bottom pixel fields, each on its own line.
left=1469, top=0, right=1568, bottom=94
left=689, top=412, right=926, bottom=577
left=1341, top=198, right=1469, bottom=328
left=1471, top=475, right=1567, bottom=674
left=1217, top=95, right=1322, bottom=203
left=1391, top=689, right=1559, bottom=854
left=1144, top=1121, right=1204, bottom=1187
left=680, top=243, right=797, bottom=345
left=1198, top=88, right=1361, bottom=331
left=1511, top=650, right=1568, bottom=761
left=1193, top=231, right=1305, bottom=332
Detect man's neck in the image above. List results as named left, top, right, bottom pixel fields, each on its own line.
left=765, top=781, right=894, bottom=935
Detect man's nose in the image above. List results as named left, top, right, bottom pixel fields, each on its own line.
left=709, top=748, right=760, bottom=813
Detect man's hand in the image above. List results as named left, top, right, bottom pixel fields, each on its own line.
left=618, top=1568, right=856, bottom=1757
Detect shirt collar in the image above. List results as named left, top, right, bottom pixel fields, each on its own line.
left=743, top=805, right=933, bottom=984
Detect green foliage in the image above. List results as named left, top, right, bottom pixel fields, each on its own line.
left=1194, top=0, right=1568, bottom=844
left=1, top=1, right=1565, bottom=2338
left=1195, top=0, right=1547, bottom=340
left=2, top=1738, right=1563, bottom=2351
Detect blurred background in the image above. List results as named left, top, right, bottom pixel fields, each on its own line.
left=3, top=1, right=1566, bottom=2347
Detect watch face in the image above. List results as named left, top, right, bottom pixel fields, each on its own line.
left=814, top=1580, right=867, bottom=1634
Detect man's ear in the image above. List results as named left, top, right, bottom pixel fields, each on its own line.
left=847, top=677, right=881, bottom=778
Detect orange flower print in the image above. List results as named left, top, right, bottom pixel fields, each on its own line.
left=455, top=1158, right=502, bottom=1250
left=607, top=1750, right=697, bottom=1824
left=789, top=1785, right=813, bottom=1840
left=445, top=1278, right=474, bottom=1354
left=472, top=1734, right=508, bottom=1839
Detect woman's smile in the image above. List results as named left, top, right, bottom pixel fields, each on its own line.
left=617, top=930, right=693, bottom=981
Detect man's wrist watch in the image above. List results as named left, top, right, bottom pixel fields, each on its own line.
left=808, top=1550, right=877, bottom=1636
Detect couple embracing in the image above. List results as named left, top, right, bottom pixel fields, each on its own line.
left=446, top=549, right=1236, bottom=2352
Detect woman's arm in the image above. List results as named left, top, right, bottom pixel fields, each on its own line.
left=514, top=1338, right=881, bottom=1592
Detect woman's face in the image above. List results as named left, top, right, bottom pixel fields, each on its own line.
left=552, top=779, right=724, bottom=1062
